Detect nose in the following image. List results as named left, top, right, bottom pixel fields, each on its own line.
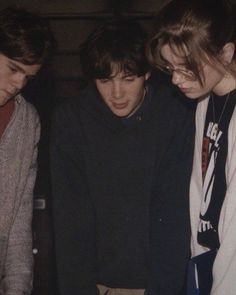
left=171, top=70, right=185, bottom=86
left=112, top=81, right=123, bottom=99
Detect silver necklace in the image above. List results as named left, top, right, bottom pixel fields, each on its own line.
left=211, top=92, right=231, bottom=132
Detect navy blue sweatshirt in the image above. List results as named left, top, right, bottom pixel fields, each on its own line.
left=50, top=75, right=195, bottom=295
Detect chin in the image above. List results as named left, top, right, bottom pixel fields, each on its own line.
left=113, top=109, right=130, bottom=117
left=183, top=92, right=202, bottom=100
left=115, top=112, right=129, bottom=118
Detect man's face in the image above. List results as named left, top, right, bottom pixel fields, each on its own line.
left=95, top=70, right=150, bottom=117
left=0, top=53, right=41, bottom=107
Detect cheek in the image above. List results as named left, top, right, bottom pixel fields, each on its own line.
left=22, top=79, right=28, bottom=88
left=207, top=73, right=222, bottom=86
left=96, top=86, right=111, bottom=104
left=96, top=83, right=107, bottom=95
left=0, top=69, right=8, bottom=82
left=128, top=82, right=144, bottom=97
left=0, top=76, right=9, bottom=88
left=202, top=65, right=223, bottom=87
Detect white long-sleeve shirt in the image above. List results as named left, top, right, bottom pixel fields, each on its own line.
left=190, top=94, right=236, bottom=295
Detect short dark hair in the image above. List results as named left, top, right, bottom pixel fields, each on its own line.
left=80, top=19, right=150, bottom=80
left=147, top=0, right=236, bottom=85
left=0, top=6, right=55, bottom=65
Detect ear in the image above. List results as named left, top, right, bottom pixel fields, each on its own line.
left=221, top=42, right=235, bottom=64
left=144, top=71, right=151, bottom=81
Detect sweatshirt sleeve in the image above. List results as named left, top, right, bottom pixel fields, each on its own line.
left=148, top=96, right=195, bottom=295
left=210, top=114, right=236, bottom=295
left=50, top=103, right=98, bottom=295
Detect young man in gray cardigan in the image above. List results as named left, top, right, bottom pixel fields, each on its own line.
left=0, top=7, right=54, bottom=295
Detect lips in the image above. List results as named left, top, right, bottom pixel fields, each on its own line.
left=179, top=87, right=190, bottom=93
left=112, top=102, right=128, bottom=109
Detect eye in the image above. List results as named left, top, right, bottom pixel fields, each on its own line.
left=99, top=78, right=110, bottom=83
left=124, top=76, right=136, bottom=82
left=160, top=65, right=173, bottom=75
left=180, top=68, right=195, bottom=79
left=165, top=66, right=173, bottom=74
left=9, top=66, right=18, bottom=73
left=182, top=68, right=192, bottom=74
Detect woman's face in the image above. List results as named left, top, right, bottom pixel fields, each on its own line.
left=160, top=44, right=227, bottom=99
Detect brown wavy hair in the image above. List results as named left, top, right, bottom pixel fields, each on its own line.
left=147, top=0, right=236, bottom=85
left=0, top=6, right=55, bottom=65
left=80, top=19, right=151, bottom=80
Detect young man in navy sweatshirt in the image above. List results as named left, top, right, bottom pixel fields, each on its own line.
left=51, top=20, right=195, bottom=295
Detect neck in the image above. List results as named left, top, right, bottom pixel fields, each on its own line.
left=127, top=86, right=147, bottom=118
left=213, top=73, right=236, bottom=96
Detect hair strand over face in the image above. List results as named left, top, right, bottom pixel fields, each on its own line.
left=147, top=0, right=236, bottom=84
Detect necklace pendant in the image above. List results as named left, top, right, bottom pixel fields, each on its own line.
left=211, top=91, right=231, bottom=130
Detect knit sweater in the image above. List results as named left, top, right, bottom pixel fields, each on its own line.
left=51, top=77, right=195, bottom=295
left=0, top=94, right=40, bottom=295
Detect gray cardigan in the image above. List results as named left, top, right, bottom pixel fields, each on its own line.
left=0, top=94, right=40, bottom=295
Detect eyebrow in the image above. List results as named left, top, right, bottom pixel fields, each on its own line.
left=122, top=73, right=136, bottom=78
left=161, top=53, right=187, bottom=66
left=163, top=59, right=189, bottom=69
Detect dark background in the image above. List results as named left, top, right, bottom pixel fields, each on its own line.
left=0, top=0, right=235, bottom=294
